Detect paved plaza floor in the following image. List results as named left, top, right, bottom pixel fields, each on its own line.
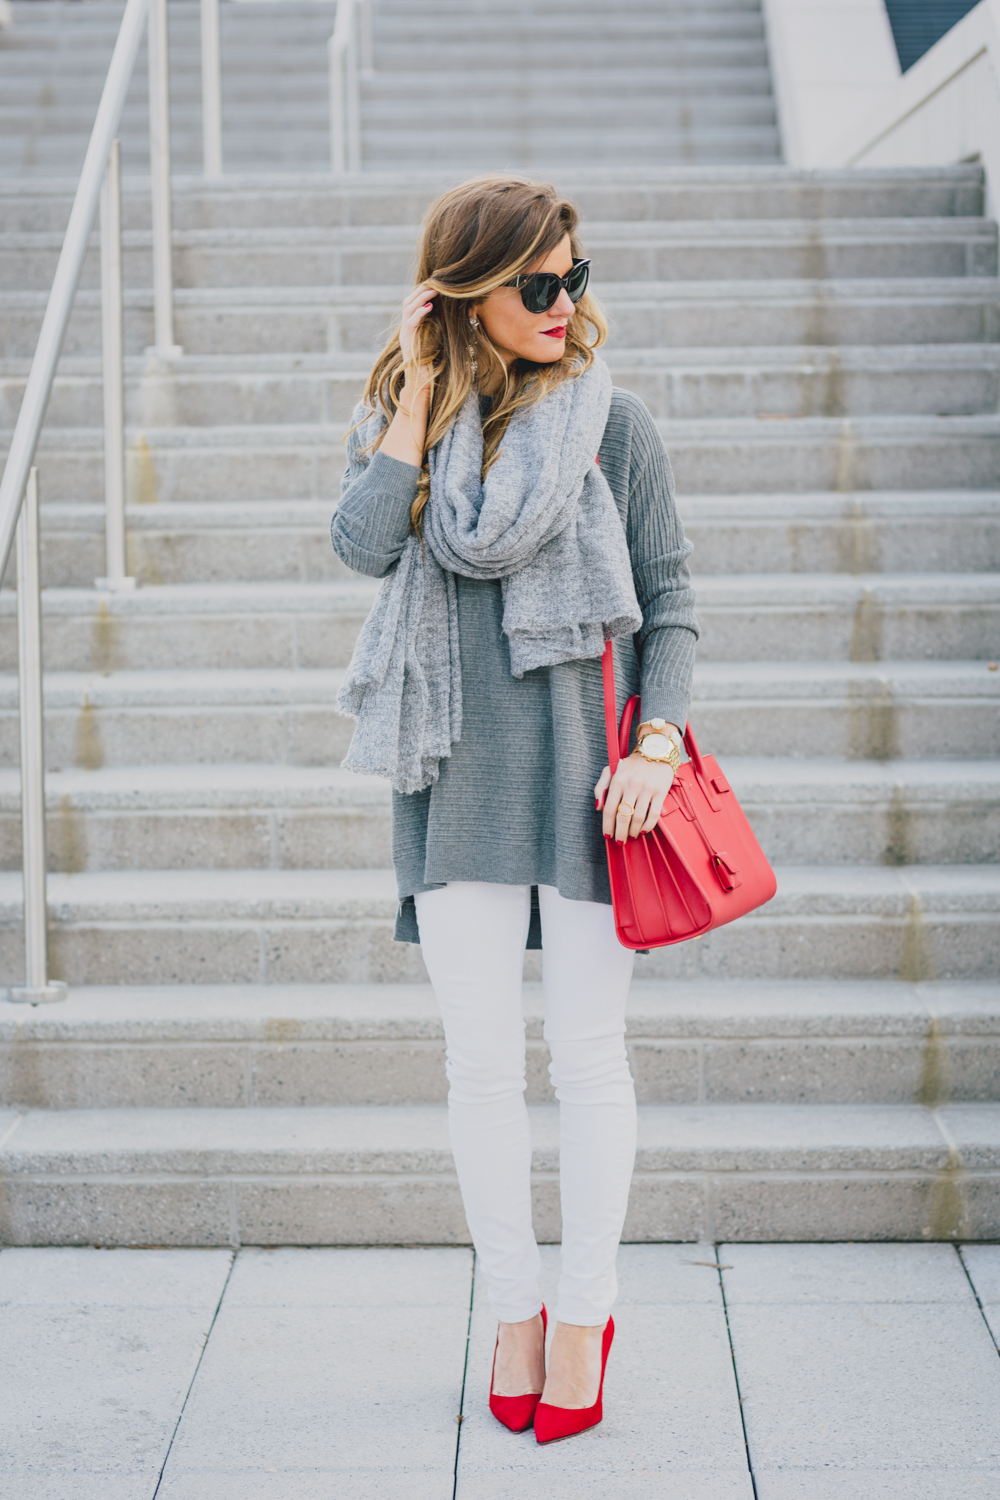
left=1, top=1241, right=999, bottom=1498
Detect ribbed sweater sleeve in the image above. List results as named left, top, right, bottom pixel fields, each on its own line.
left=330, top=448, right=420, bottom=579
left=601, top=389, right=699, bottom=731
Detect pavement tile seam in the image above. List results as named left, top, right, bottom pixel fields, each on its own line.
left=714, top=1242, right=758, bottom=1498
left=452, top=1248, right=476, bottom=1494
left=149, top=1248, right=238, bottom=1500
left=958, top=1245, right=1000, bottom=1359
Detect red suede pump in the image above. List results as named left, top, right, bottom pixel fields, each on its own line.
left=488, top=1305, right=548, bottom=1433
left=533, top=1316, right=614, bottom=1444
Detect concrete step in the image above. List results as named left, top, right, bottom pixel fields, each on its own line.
left=378, top=0, right=768, bottom=11
left=7, top=345, right=1000, bottom=429
left=358, top=127, right=783, bottom=169
left=3, top=24, right=338, bottom=45
left=1, top=90, right=780, bottom=136
left=3, top=30, right=773, bottom=67
left=678, top=492, right=1000, bottom=575
left=385, top=0, right=769, bottom=11
left=602, top=281, right=1000, bottom=351
left=691, top=660, right=999, bottom=757
left=688, top=572, right=1000, bottom=662
left=346, top=40, right=774, bottom=70
left=380, top=0, right=767, bottom=10
left=0, top=863, right=996, bottom=983
left=0, top=763, right=394, bottom=873
left=0, top=1099, right=996, bottom=1245
left=0, top=574, right=994, bottom=671
left=5, top=219, right=996, bottom=292
left=1, top=979, right=996, bottom=1108
left=4, top=7, right=770, bottom=46
left=0, top=167, right=984, bottom=233
left=616, top=346, right=1000, bottom=420
left=5, top=150, right=791, bottom=184
left=726, top=759, right=1000, bottom=866
left=7, top=127, right=785, bottom=175
left=0, top=660, right=993, bottom=769
left=0, top=66, right=777, bottom=112
left=0, top=668, right=358, bottom=770
left=7, top=279, right=999, bottom=360
left=0, top=759, right=994, bottom=874
left=10, top=493, right=998, bottom=590
left=1, top=32, right=333, bottom=57
left=12, top=500, right=353, bottom=589
left=368, top=12, right=772, bottom=41
left=2, top=42, right=765, bottom=75
left=9, top=0, right=766, bottom=23
left=6, top=0, right=333, bottom=25
left=7, top=415, right=1000, bottom=502
left=0, top=579, right=380, bottom=672
left=656, top=415, right=1000, bottom=492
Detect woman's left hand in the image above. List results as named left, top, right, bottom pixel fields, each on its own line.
left=595, top=755, right=676, bottom=843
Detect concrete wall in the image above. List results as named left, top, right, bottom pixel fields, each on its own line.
left=840, top=0, right=1000, bottom=219
left=761, top=0, right=901, bottom=167
left=764, top=0, right=1000, bottom=219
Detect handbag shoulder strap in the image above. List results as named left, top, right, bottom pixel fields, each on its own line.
left=601, top=638, right=621, bottom=771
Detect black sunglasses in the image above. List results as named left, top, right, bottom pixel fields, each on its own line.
left=505, top=258, right=590, bottom=315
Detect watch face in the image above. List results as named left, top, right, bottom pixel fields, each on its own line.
left=639, top=734, right=672, bottom=760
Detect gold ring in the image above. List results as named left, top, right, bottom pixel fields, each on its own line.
left=618, top=802, right=635, bottom=817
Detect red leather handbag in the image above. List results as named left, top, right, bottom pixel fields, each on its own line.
left=602, top=638, right=776, bottom=950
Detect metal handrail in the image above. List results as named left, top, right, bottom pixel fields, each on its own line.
left=0, top=0, right=149, bottom=589
left=330, top=0, right=373, bottom=174
left=10, top=469, right=65, bottom=1003
left=0, top=0, right=179, bottom=1000
left=201, top=0, right=223, bottom=178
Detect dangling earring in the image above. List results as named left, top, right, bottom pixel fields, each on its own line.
left=468, top=315, right=480, bottom=380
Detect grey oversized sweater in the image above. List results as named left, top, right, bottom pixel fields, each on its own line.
left=331, top=386, right=699, bottom=946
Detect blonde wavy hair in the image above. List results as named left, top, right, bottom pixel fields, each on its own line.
left=355, top=174, right=607, bottom=533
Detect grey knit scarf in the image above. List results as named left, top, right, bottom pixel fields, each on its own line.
left=338, top=357, right=642, bottom=794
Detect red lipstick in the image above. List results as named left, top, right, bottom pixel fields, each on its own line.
left=541, top=325, right=567, bottom=339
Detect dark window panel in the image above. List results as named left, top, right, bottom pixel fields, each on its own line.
left=883, top=0, right=980, bottom=71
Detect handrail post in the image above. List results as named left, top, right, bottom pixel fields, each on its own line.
left=200, top=0, right=223, bottom=178
left=330, top=0, right=363, bottom=174
left=97, top=140, right=135, bottom=593
left=329, top=27, right=346, bottom=174
left=346, top=2, right=361, bottom=173
left=148, top=0, right=181, bottom=356
left=360, top=0, right=374, bottom=75
left=5, top=470, right=67, bottom=1006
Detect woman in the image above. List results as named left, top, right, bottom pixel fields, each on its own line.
left=332, top=176, right=698, bottom=1442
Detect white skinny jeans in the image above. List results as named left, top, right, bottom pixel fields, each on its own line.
left=415, top=881, right=636, bottom=1327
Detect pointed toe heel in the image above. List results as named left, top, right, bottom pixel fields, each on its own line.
left=534, top=1316, right=614, bottom=1444
left=489, top=1305, right=547, bottom=1433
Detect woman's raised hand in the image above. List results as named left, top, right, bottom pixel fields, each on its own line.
left=380, top=284, right=437, bottom=467
left=399, top=283, right=437, bottom=370
left=594, top=756, right=676, bottom=844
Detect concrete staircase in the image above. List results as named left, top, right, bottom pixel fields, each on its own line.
left=0, top=0, right=998, bottom=1247
left=0, top=0, right=780, bottom=176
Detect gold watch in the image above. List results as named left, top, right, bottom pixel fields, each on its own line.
left=632, top=719, right=682, bottom=771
